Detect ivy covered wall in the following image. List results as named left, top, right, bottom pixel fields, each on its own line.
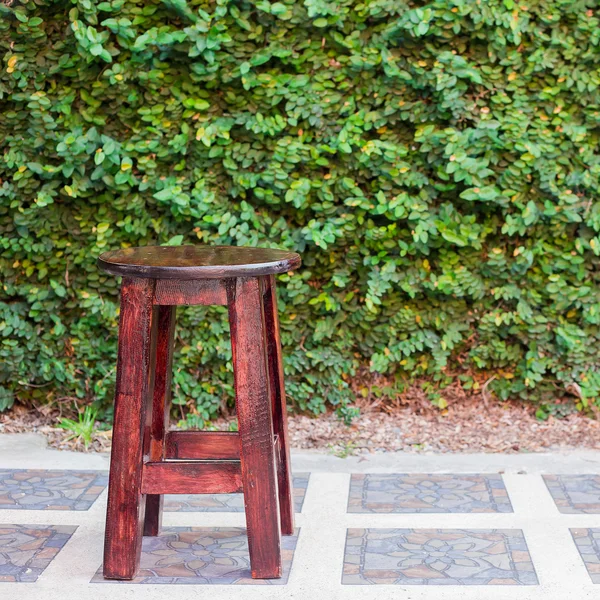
left=1, top=0, right=600, bottom=421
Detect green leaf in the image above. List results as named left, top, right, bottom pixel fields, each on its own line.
left=165, top=235, right=184, bottom=246
left=440, top=230, right=467, bottom=246
left=270, top=2, right=287, bottom=15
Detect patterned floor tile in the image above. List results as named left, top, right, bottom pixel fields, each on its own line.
left=0, top=469, right=108, bottom=511
left=164, top=473, right=310, bottom=513
left=343, top=528, right=538, bottom=585
left=348, top=474, right=513, bottom=513
left=571, top=529, right=600, bottom=583
left=544, top=475, right=600, bottom=514
left=92, top=527, right=299, bottom=584
left=0, top=525, right=77, bottom=582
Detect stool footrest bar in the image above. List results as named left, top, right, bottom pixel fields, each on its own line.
left=141, top=461, right=243, bottom=495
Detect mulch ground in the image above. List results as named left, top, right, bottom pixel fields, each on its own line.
left=287, top=378, right=600, bottom=455
left=1, top=391, right=599, bottom=455
left=288, top=402, right=600, bottom=455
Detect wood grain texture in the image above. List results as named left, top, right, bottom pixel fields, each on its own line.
left=165, top=431, right=240, bottom=460
left=154, top=278, right=227, bottom=306
left=227, top=276, right=282, bottom=579
left=261, top=275, right=295, bottom=535
left=103, top=277, right=155, bottom=580
left=141, top=461, right=242, bottom=495
left=98, top=245, right=301, bottom=280
left=143, top=305, right=176, bottom=537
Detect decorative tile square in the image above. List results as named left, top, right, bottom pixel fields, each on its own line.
left=164, top=473, right=310, bottom=513
left=348, top=474, right=513, bottom=513
left=571, top=529, right=600, bottom=583
left=343, top=528, right=538, bottom=585
left=0, top=469, right=108, bottom=511
left=0, top=525, right=77, bottom=582
left=92, top=527, right=299, bottom=584
left=544, top=475, right=600, bottom=514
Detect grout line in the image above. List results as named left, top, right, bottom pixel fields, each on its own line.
left=505, top=474, right=593, bottom=590
left=502, top=473, right=559, bottom=518
left=37, top=521, right=105, bottom=585
left=289, top=472, right=350, bottom=595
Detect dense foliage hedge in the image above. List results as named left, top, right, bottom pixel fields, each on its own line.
left=2, top=0, right=600, bottom=422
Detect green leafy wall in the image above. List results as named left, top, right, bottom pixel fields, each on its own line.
left=1, top=0, right=600, bottom=420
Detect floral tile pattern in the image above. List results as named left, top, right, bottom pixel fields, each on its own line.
left=0, top=524, right=76, bottom=582
left=343, top=528, right=538, bottom=585
left=164, top=473, right=310, bottom=513
left=348, top=474, right=513, bottom=513
left=92, top=527, right=299, bottom=584
left=0, top=469, right=108, bottom=511
left=571, top=529, right=600, bottom=583
left=543, top=475, right=600, bottom=514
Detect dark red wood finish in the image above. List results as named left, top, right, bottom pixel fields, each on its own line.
left=100, top=246, right=301, bottom=582
left=141, top=461, right=243, bottom=495
left=103, top=277, right=155, bottom=580
left=154, top=279, right=227, bottom=306
left=143, top=305, right=176, bottom=537
left=165, top=431, right=240, bottom=460
left=262, top=275, right=295, bottom=535
left=228, top=277, right=282, bottom=579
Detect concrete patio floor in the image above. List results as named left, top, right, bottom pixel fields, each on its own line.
left=1, top=433, right=600, bottom=599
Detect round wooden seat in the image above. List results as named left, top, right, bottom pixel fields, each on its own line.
left=98, top=245, right=301, bottom=279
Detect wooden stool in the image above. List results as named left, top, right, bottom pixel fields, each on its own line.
left=97, top=245, right=301, bottom=580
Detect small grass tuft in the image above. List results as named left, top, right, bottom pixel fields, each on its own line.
left=58, top=405, right=98, bottom=451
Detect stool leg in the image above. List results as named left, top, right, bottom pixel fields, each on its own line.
left=143, top=304, right=176, bottom=536
left=261, top=275, right=295, bottom=535
left=103, top=277, right=155, bottom=580
left=228, top=277, right=282, bottom=579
